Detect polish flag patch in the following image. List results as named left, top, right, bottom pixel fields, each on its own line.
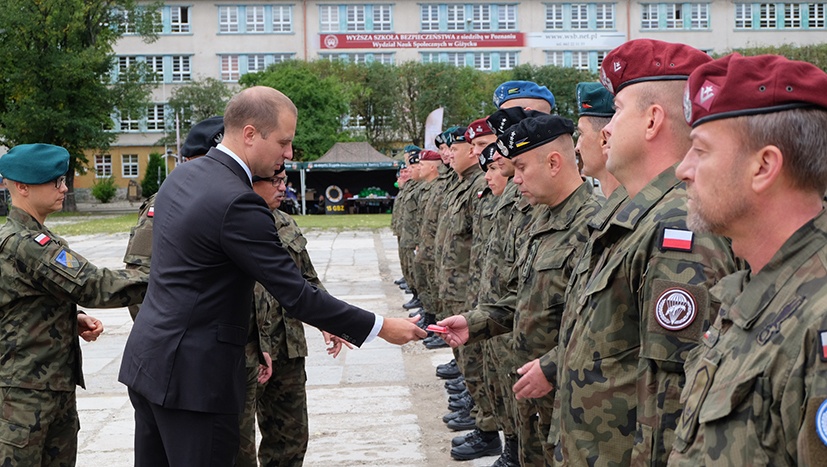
left=34, top=233, right=51, bottom=246
left=820, top=330, right=827, bottom=361
left=147, top=206, right=155, bottom=218
left=661, top=228, right=694, bottom=252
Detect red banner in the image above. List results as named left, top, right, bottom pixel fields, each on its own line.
left=320, top=32, right=525, bottom=50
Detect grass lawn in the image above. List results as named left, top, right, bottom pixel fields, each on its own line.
left=0, top=212, right=392, bottom=236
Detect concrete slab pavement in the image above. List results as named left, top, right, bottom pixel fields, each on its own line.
left=65, top=227, right=501, bottom=466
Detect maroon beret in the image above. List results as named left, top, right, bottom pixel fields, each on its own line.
left=684, top=53, right=827, bottom=127
left=419, top=149, right=441, bottom=161
left=465, top=118, right=494, bottom=142
left=600, top=39, right=712, bottom=95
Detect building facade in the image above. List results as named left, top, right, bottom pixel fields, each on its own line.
left=76, top=0, right=826, bottom=192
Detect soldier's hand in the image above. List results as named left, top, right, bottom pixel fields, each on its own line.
left=378, top=316, right=427, bottom=344
left=322, top=331, right=353, bottom=358
left=513, top=359, right=553, bottom=400
left=258, top=352, right=273, bottom=384
left=436, top=316, right=469, bottom=348
left=78, top=314, right=104, bottom=342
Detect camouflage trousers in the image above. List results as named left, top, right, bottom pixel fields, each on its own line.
left=238, top=365, right=260, bottom=467
left=515, top=386, right=554, bottom=467
left=455, top=340, right=498, bottom=433
left=413, top=259, right=435, bottom=314
left=483, top=334, right=517, bottom=437
left=0, top=387, right=79, bottom=467
left=400, top=248, right=418, bottom=293
left=256, top=355, right=308, bottom=467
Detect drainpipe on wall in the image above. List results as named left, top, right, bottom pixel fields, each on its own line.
left=303, top=0, right=308, bottom=60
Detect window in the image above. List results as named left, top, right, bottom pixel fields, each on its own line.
left=171, top=56, right=191, bottom=82
left=146, top=56, right=164, bottom=81
left=473, top=52, right=492, bottom=70
left=572, top=51, right=590, bottom=70
left=546, top=51, right=565, bottom=67
left=546, top=4, right=564, bottom=29
left=119, top=112, right=139, bottom=132
left=690, top=4, right=710, bottom=28
left=595, top=4, right=615, bottom=28
left=170, top=6, right=190, bottom=33
left=346, top=5, right=367, bottom=31
left=373, top=53, right=394, bottom=64
left=421, top=52, right=440, bottom=63
left=499, top=4, right=517, bottom=30
left=447, top=5, right=465, bottom=30
left=446, top=52, right=466, bottom=66
left=665, top=3, right=683, bottom=28
left=759, top=3, right=777, bottom=26
left=472, top=4, right=492, bottom=30
left=811, top=3, right=826, bottom=27
left=221, top=55, right=241, bottom=81
left=146, top=104, right=165, bottom=131
left=273, top=5, right=293, bottom=31
left=248, top=54, right=267, bottom=73
left=95, top=155, right=113, bottom=177
left=735, top=3, right=753, bottom=27
left=118, top=56, right=138, bottom=80
left=272, top=53, right=293, bottom=64
left=641, top=4, right=660, bottom=28
left=373, top=5, right=392, bottom=31
left=219, top=6, right=240, bottom=32
left=122, top=154, right=140, bottom=178
left=596, top=51, right=608, bottom=68
left=784, top=3, right=802, bottom=27
left=499, top=52, right=518, bottom=70
left=421, top=5, right=441, bottom=30
left=572, top=4, right=590, bottom=28
left=320, top=5, right=340, bottom=31
left=247, top=5, right=265, bottom=32
left=119, top=9, right=137, bottom=34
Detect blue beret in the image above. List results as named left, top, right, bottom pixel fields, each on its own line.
left=403, top=144, right=421, bottom=153
left=181, top=116, right=224, bottom=159
left=493, top=81, right=556, bottom=110
left=577, top=82, right=615, bottom=118
left=0, top=144, right=70, bottom=184
left=496, top=115, right=575, bottom=159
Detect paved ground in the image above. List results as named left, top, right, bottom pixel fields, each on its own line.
left=64, top=226, right=501, bottom=466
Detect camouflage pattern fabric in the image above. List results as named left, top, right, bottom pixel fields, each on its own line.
left=416, top=164, right=455, bottom=316
left=412, top=179, right=438, bottom=314
left=399, top=180, right=423, bottom=291
left=551, top=166, right=738, bottom=467
left=0, top=206, right=147, bottom=465
left=237, top=364, right=260, bottom=467
left=256, top=354, right=308, bottom=467
left=123, top=194, right=155, bottom=320
left=669, top=208, right=827, bottom=466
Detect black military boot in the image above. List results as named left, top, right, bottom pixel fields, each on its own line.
left=402, top=293, right=422, bottom=309
left=393, top=277, right=405, bottom=285
left=436, top=358, right=461, bottom=379
left=450, top=430, right=501, bottom=460
left=491, top=436, right=519, bottom=467
left=452, top=428, right=481, bottom=447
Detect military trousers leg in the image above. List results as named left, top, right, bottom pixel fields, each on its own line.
left=256, top=355, right=308, bottom=467
left=237, top=365, right=260, bottom=467
left=0, top=387, right=78, bottom=467
left=402, top=249, right=418, bottom=292
left=483, top=334, right=517, bottom=437
left=414, top=259, right=435, bottom=312
left=515, top=397, right=552, bottom=467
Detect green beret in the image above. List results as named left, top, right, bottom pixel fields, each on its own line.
left=0, top=144, right=70, bottom=184
left=577, top=82, right=615, bottom=118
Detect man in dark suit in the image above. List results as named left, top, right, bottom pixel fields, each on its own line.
left=118, top=86, right=426, bottom=467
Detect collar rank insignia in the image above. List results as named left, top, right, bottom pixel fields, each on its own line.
left=147, top=206, right=155, bottom=218
left=34, top=233, right=51, bottom=246
left=660, top=227, right=694, bottom=252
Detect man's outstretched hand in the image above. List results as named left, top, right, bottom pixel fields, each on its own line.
left=378, top=316, right=427, bottom=344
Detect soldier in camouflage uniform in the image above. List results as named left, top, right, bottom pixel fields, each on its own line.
left=574, top=82, right=620, bottom=198
left=668, top=54, right=827, bottom=467
left=399, top=147, right=424, bottom=311
left=444, top=115, right=601, bottom=466
left=122, top=116, right=224, bottom=320
left=0, top=143, right=147, bottom=467
left=410, top=149, right=442, bottom=329
left=550, top=40, right=739, bottom=467
left=391, top=163, right=411, bottom=288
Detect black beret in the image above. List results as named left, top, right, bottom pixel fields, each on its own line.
left=408, top=151, right=421, bottom=164
left=486, top=107, right=547, bottom=136
left=496, top=115, right=575, bottom=159
left=181, top=116, right=224, bottom=159
left=478, top=143, right=499, bottom=171
left=447, top=126, right=468, bottom=146
left=434, top=133, right=446, bottom=147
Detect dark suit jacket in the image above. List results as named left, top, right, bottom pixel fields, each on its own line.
left=118, top=148, right=376, bottom=414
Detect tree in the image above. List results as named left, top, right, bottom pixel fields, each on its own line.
left=339, top=61, right=400, bottom=152
left=140, top=152, right=166, bottom=198
left=0, top=0, right=160, bottom=211
left=239, top=60, right=352, bottom=161
left=729, top=43, right=827, bottom=71
left=162, top=78, right=235, bottom=148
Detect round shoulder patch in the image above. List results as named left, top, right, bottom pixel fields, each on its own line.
left=817, top=399, right=827, bottom=446
left=655, top=287, right=697, bottom=331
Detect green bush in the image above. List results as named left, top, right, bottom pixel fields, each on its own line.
left=141, top=152, right=167, bottom=198
left=91, top=176, right=117, bottom=203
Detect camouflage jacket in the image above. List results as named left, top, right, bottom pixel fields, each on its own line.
left=467, top=185, right=497, bottom=308
left=247, top=210, right=321, bottom=366
left=391, top=182, right=409, bottom=236
left=123, top=193, right=155, bottom=318
left=419, top=165, right=454, bottom=264
left=552, top=165, right=738, bottom=467
left=436, top=165, right=487, bottom=308
left=400, top=180, right=423, bottom=249
left=433, top=167, right=460, bottom=268
left=669, top=208, right=827, bottom=467
left=0, top=207, right=147, bottom=391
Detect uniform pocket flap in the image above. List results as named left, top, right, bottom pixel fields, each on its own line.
left=0, top=417, right=30, bottom=448
left=216, top=324, right=247, bottom=346
left=698, top=371, right=760, bottom=424
left=534, top=247, right=573, bottom=271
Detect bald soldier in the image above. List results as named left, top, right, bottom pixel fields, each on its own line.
left=668, top=54, right=827, bottom=466
left=0, top=144, right=147, bottom=466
